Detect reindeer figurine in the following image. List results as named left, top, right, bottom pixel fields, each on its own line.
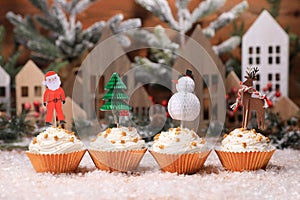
left=231, top=67, right=270, bottom=129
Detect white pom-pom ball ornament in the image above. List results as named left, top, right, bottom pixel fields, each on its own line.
left=168, top=75, right=200, bottom=121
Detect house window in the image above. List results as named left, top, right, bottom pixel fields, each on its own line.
left=256, top=74, right=260, bottom=81
left=256, top=57, right=260, bottom=65
left=256, top=84, right=260, bottom=91
left=268, top=57, right=273, bottom=64
left=275, top=84, right=280, bottom=91
left=268, top=86, right=272, bottom=92
left=276, top=46, right=280, bottom=53
left=276, top=73, right=280, bottom=81
left=98, top=76, right=105, bottom=94
left=212, top=74, right=218, bottom=93
left=203, top=98, right=209, bottom=120
left=0, top=87, right=5, bottom=97
left=276, top=56, right=280, bottom=64
left=268, top=74, right=273, bottom=81
left=90, top=75, right=96, bottom=92
left=268, top=46, right=273, bottom=54
left=21, top=86, right=28, bottom=97
left=249, top=47, right=253, bottom=54
left=249, top=57, right=253, bottom=65
left=256, top=47, right=260, bottom=54
left=34, top=86, right=42, bottom=97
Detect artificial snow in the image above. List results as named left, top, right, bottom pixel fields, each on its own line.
left=0, top=149, right=299, bottom=199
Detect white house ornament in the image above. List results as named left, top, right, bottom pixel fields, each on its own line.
left=168, top=70, right=200, bottom=121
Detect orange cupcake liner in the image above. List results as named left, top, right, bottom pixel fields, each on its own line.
left=26, top=150, right=86, bottom=173
left=215, top=149, right=276, bottom=172
left=88, top=148, right=147, bottom=172
left=149, top=150, right=211, bottom=174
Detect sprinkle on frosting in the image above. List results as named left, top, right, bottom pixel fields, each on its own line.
left=28, top=127, right=84, bottom=154
left=151, top=127, right=207, bottom=154
left=33, top=137, right=37, bottom=144
left=54, top=135, right=59, bottom=141
left=219, top=128, right=274, bottom=152
left=89, top=127, right=145, bottom=151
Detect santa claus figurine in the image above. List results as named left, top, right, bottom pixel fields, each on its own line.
left=43, top=71, right=66, bottom=126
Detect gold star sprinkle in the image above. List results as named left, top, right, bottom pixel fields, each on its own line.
left=159, top=145, right=164, bottom=149
left=54, top=136, right=59, bottom=141
left=44, top=134, right=48, bottom=139
left=70, top=137, right=74, bottom=142
left=122, top=132, right=127, bottom=136
left=120, top=140, right=126, bottom=144
left=110, top=140, right=116, bottom=144
left=242, top=142, right=247, bottom=148
left=191, top=141, right=197, bottom=146
left=133, top=138, right=138, bottom=143
left=154, top=134, right=160, bottom=140
left=32, top=137, right=37, bottom=144
left=106, top=128, right=111, bottom=134
left=175, top=138, right=180, bottom=142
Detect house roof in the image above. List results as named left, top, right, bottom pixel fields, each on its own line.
left=0, top=66, right=10, bottom=86
left=243, top=10, right=289, bottom=43
left=15, top=60, right=44, bottom=85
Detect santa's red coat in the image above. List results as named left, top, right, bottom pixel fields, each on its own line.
left=43, top=87, right=65, bottom=123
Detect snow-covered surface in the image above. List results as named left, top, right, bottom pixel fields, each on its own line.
left=0, top=149, right=299, bottom=199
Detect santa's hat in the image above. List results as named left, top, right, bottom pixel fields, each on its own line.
left=42, top=71, right=58, bottom=85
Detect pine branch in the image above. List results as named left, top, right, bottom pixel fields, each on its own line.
left=203, top=1, right=248, bottom=38
left=135, top=0, right=179, bottom=30
left=190, top=0, right=226, bottom=26
left=29, top=0, right=50, bottom=15
left=212, top=36, right=241, bottom=55
left=35, top=15, right=64, bottom=35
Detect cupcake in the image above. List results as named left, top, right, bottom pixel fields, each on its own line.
left=26, top=127, right=86, bottom=173
left=149, top=127, right=211, bottom=174
left=88, top=126, right=146, bottom=172
left=215, top=128, right=276, bottom=172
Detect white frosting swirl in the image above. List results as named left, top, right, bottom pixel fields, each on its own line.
left=220, top=128, right=274, bottom=152
left=151, top=127, right=207, bottom=154
left=29, top=127, right=85, bottom=154
left=89, top=127, right=145, bottom=151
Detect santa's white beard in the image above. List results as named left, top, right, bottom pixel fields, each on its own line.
left=47, top=80, right=61, bottom=91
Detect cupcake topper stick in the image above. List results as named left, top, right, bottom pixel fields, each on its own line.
left=230, top=66, right=271, bottom=129
left=43, top=71, right=66, bottom=127
left=168, top=69, right=200, bottom=128
left=100, top=73, right=131, bottom=128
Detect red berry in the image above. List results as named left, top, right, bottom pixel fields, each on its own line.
left=33, top=101, right=40, bottom=107
left=228, top=111, right=234, bottom=118
left=226, top=94, right=230, bottom=100
left=34, top=112, right=40, bottom=118
left=23, top=103, right=31, bottom=111
left=275, top=91, right=281, bottom=97
left=39, top=107, right=46, bottom=113
left=161, top=100, right=168, bottom=107
left=231, top=87, right=238, bottom=94
left=267, top=83, right=272, bottom=88
left=263, top=87, right=268, bottom=92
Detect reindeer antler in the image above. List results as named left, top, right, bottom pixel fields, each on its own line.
left=245, top=66, right=259, bottom=79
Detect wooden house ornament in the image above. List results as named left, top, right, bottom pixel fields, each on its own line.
left=80, top=26, right=135, bottom=120
left=172, top=25, right=226, bottom=132
left=0, top=66, right=11, bottom=115
left=242, top=10, right=289, bottom=96
left=15, top=60, right=45, bottom=115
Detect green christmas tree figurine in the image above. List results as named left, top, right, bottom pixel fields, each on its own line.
left=100, top=73, right=131, bottom=127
